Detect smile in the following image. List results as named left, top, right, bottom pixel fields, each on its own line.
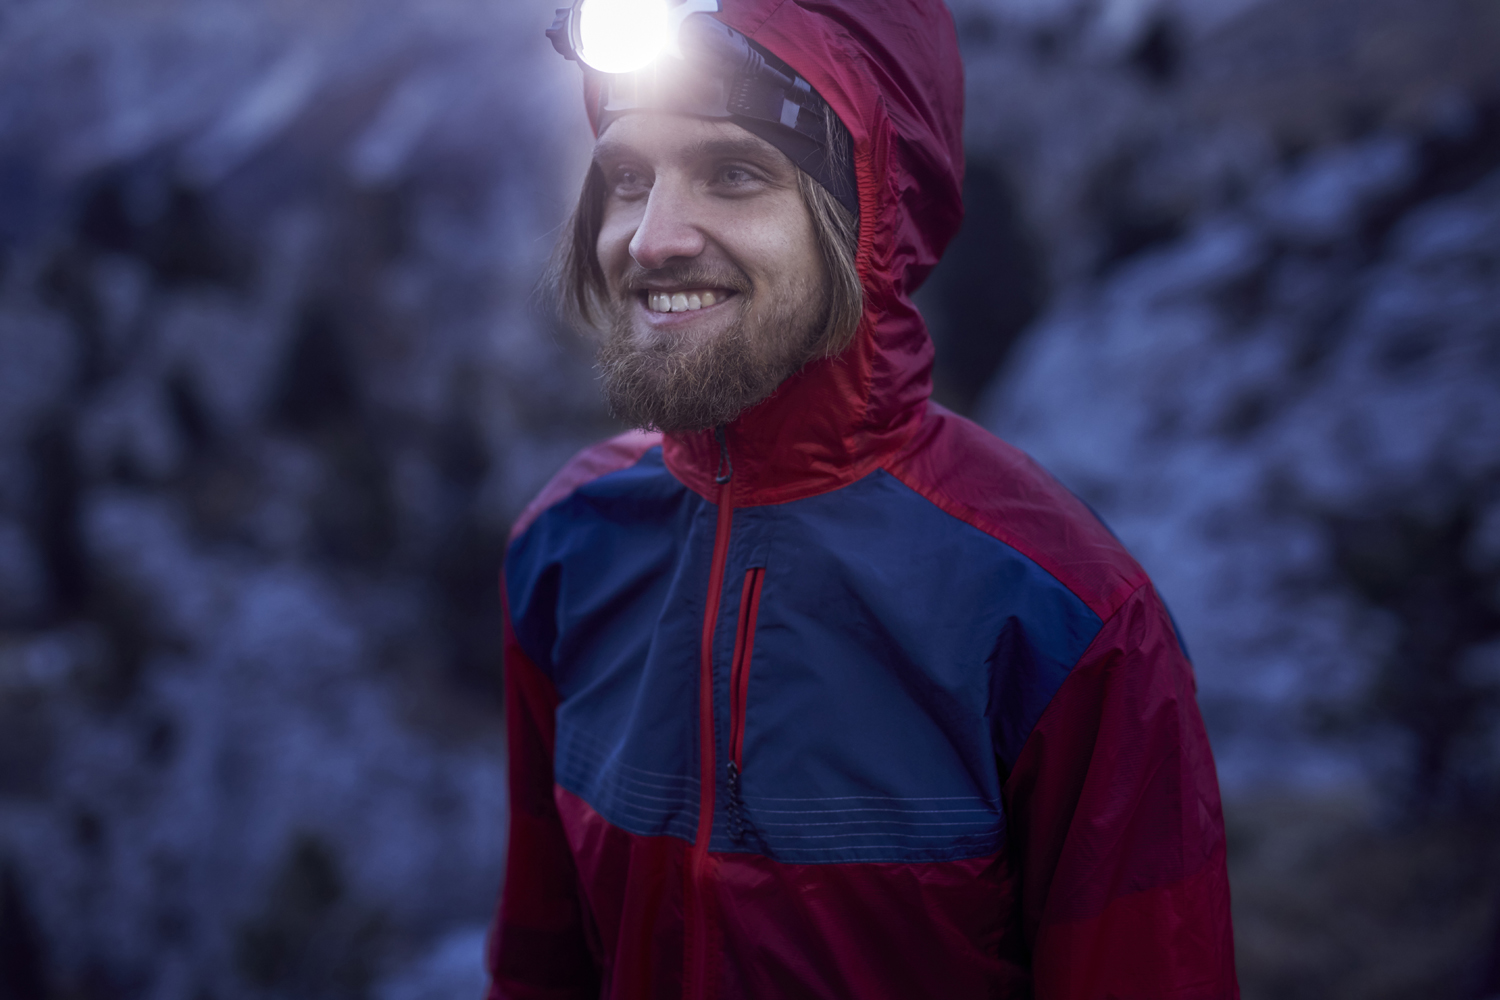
left=643, top=289, right=733, bottom=313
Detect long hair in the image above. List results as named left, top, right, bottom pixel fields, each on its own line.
left=550, top=108, right=863, bottom=358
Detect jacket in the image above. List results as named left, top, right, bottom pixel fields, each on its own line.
left=486, top=1, right=1239, bottom=997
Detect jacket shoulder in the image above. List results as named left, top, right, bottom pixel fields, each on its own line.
left=509, top=429, right=663, bottom=543
left=885, top=405, right=1146, bottom=620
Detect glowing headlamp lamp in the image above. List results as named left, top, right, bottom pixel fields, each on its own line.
left=549, top=0, right=714, bottom=76
left=546, top=0, right=858, bottom=213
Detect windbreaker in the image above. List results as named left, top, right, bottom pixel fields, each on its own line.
left=487, top=1, right=1239, bottom=997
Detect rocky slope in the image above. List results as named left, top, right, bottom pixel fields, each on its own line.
left=0, top=0, right=610, bottom=996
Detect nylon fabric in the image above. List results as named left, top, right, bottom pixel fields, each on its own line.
left=490, top=0, right=1238, bottom=993
left=487, top=609, right=603, bottom=999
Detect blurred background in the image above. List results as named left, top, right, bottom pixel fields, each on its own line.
left=0, top=0, right=1497, bottom=997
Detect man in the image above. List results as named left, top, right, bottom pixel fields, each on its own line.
left=487, top=0, right=1239, bottom=997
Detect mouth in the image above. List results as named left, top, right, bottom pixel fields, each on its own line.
left=639, top=288, right=738, bottom=315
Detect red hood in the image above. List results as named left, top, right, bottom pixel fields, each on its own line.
left=586, top=0, right=965, bottom=505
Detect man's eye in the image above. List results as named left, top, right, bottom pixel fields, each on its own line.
left=610, top=168, right=649, bottom=196
left=718, top=166, right=758, bottom=186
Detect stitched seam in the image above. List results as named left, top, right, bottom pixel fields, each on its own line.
left=882, top=461, right=1141, bottom=621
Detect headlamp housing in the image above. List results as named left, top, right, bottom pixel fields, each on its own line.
left=547, top=0, right=857, bottom=213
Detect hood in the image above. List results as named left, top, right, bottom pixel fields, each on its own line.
left=588, top=0, right=966, bottom=505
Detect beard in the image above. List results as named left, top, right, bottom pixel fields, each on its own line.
left=597, top=261, right=830, bottom=434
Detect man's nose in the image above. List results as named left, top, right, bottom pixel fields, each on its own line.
left=628, top=184, right=706, bottom=270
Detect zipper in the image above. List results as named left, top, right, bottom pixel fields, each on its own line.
left=686, top=426, right=734, bottom=999
left=726, top=566, right=764, bottom=844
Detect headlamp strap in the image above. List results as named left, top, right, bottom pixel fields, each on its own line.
left=724, top=68, right=823, bottom=144
left=782, top=78, right=812, bottom=129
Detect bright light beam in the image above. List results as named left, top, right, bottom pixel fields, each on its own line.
left=577, top=0, right=672, bottom=75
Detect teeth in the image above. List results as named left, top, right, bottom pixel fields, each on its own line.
left=645, top=290, right=724, bottom=313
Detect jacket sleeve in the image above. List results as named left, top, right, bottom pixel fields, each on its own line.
left=485, top=592, right=601, bottom=1000
left=1003, top=583, right=1240, bottom=1000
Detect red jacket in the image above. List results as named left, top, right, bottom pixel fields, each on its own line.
left=488, top=1, right=1238, bottom=997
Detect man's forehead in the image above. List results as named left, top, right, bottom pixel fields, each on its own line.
left=593, top=114, right=791, bottom=166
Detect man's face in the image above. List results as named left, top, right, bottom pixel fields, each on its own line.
left=593, top=113, right=831, bottom=434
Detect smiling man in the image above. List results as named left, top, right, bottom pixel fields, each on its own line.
left=588, top=112, right=858, bottom=435
left=486, top=1, right=1239, bottom=998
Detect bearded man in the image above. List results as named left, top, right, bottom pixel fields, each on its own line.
left=486, top=1, right=1239, bottom=997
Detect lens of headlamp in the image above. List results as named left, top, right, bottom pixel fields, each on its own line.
left=575, top=0, right=671, bottom=75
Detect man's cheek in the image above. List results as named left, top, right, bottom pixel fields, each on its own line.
left=596, top=230, right=632, bottom=284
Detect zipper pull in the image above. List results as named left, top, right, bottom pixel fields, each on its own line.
left=714, top=425, right=733, bottom=485
left=726, top=760, right=744, bottom=843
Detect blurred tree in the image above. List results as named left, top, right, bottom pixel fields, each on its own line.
left=918, top=160, right=1048, bottom=415
left=0, top=863, right=47, bottom=1000
left=1328, top=495, right=1500, bottom=817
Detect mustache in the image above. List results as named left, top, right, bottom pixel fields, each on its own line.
left=618, top=261, right=753, bottom=296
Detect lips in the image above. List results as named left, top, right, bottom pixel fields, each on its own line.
left=643, top=289, right=730, bottom=313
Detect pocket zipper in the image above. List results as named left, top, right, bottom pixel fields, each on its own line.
left=726, top=566, right=764, bottom=843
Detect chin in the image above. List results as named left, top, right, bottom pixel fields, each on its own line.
left=630, top=304, right=742, bottom=349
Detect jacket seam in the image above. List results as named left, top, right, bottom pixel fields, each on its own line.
left=880, top=462, right=1143, bottom=621
left=1009, top=580, right=1154, bottom=771
left=506, top=444, right=663, bottom=556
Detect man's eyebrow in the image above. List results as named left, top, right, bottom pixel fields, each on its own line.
left=591, top=134, right=790, bottom=169
left=591, top=138, right=637, bottom=165
left=684, top=135, right=788, bottom=165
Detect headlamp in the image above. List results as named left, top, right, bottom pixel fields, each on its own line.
left=547, top=0, right=858, bottom=213
left=557, top=0, right=713, bottom=76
